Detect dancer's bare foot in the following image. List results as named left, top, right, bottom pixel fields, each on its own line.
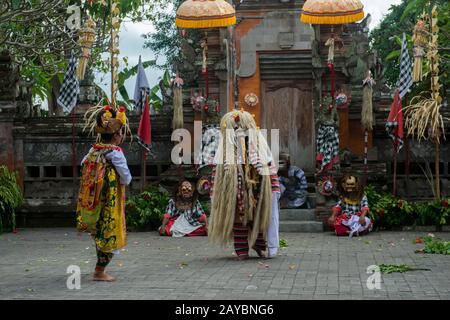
left=93, top=271, right=116, bottom=282
left=236, top=255, right=249, bottom=261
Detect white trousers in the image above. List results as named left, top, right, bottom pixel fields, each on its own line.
left=267, top=192, right=280, bottom=257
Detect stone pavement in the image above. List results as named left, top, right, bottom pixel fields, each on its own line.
left=1, top=228, right=449, bottom=300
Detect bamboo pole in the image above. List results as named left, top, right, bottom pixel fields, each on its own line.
left=435, top=139, right=440, bottom=199
left=140, top=148, right=146, bottom=192
left=393, top=143, right=398, bottom=197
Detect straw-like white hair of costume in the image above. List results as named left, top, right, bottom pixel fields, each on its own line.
left=209, top=110, right=273, bottom=248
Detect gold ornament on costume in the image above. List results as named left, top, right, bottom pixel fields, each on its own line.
left=175, top=0, right=236, bottom=29
left=76, top=17, right=96, bottom=80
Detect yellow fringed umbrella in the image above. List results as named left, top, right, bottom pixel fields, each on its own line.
left=176, top=0, right=236, bottom=29
left=300, top=0, right=364, bottom=25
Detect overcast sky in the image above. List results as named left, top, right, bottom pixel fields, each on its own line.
left=96, top=0, right=403, bottom=101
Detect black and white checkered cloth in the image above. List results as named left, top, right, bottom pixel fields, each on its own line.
left=165, top=199, right=205, bottom=227
left=396, top=33, right=413, bottom=99
left=196, top=126, right=220, bottom=168
left=316, top=125, right=340, bottom=170
left=335, top=195, right=369, bottom=216
left=57, top=55, right=79, bottom=113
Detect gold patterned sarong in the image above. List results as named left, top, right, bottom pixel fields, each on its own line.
left=76, top=146, right=127, bottom=253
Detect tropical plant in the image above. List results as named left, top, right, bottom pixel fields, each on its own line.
left=0, top=0, right=161, bottom=112
left=418, top=235, right=450, bottom=255
left=365, top=185, right=449, bottom=229
left=0, top=165, right=23, bottom=233
left=370, top=0, right=449, bottom=93
left=125, top=185, right=169, bottom=230
left=365, top=185, right=415, bottom=228
left=415, top=199, right=449, bottom=226
left=142, top=0, right=185, bottom=69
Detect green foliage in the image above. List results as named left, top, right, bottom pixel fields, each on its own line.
left=1, top=0, right=159, bottom=105
left=117, top=59, right=156, bottom=109
left=279, top=239, right=288, bottom=248
left=419, top=235, right=450, bottom=255
left=415, top=199, right=450, bottom=226
left=0, top=165, right=23, bottom=233
left=365, top=185, right=415, bottom=228
left=365, top=185, right=449, bottom=229
left=125, top=185, right=169, bottom=230
left=142, top=0, right=202, bottom=70
left=369, top=0, right=449, bottom=95
left=379, top=264, right=413, bottom=274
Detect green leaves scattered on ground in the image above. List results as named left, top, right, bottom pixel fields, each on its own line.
left=379, top=264, right=413, bottom=274
left=279, top=239, right=288, bottom=248
left=415, top=235, right=450, bottom=255
left=379, top=264, right=431, bottom=274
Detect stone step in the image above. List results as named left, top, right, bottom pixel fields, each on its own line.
left=279, top=221, right=324, bottom=233
left=279, top=209, right=316, bottom=221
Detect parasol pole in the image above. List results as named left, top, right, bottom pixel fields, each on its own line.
left=393, top=141, right=398, bottom=197
left=329, top=25, right=335, bottom=101
left=404, top=94, right=410, bottom=196
left=110, top=0, right=115, bottom=108
left=363, top=129, right=368, bottom=185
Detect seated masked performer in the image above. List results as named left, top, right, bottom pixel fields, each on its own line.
left=208, top=110, right=279, bottom=260
left=328, top=175, right=373, bottom=237
left=278, top=152, right=308, bottom=209
left=76, top=105, right=132, bottom=282
left=159, top=180, right=208, bottom=237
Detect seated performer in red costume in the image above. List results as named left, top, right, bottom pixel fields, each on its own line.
left=328, top=175, right=373, bottom=237
left=159, top=180, right=208, bottom=237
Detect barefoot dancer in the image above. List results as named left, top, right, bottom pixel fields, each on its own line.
left=76, top=105, right=131, bottom=281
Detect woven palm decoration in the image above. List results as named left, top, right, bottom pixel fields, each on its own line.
left=176, top=0, right=236, bottom=29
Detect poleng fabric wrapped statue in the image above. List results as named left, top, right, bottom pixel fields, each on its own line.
left=328, top=175, right=373, bottom=237
left=208, top=110, right=280, bottom=259
left=77, top=105, right=131, bottom=282
left=316, top=96, right=340, bottom=172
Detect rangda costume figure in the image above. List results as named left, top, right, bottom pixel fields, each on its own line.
left=76, top=105, right=131, bottom=282
left=208, top=110, right=280, bottom=259
left=328, top=175, right=372, bottom=237
left=159, top=180, right=208, bottom=237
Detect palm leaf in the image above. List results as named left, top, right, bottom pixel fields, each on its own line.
left=385, top=50, right=401, bottom=61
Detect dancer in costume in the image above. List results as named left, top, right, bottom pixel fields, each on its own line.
left=208, top=110, right=279, bottom=259
left=328, top=175, right=372, bottom=237
left=76, top=105, right=131, bottom=281
left=159, top=180, right=208, bottom=237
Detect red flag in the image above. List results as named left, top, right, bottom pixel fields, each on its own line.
left=138, top=95, right=151, bottom=146
left=386, top=89, right=404, bottom=151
